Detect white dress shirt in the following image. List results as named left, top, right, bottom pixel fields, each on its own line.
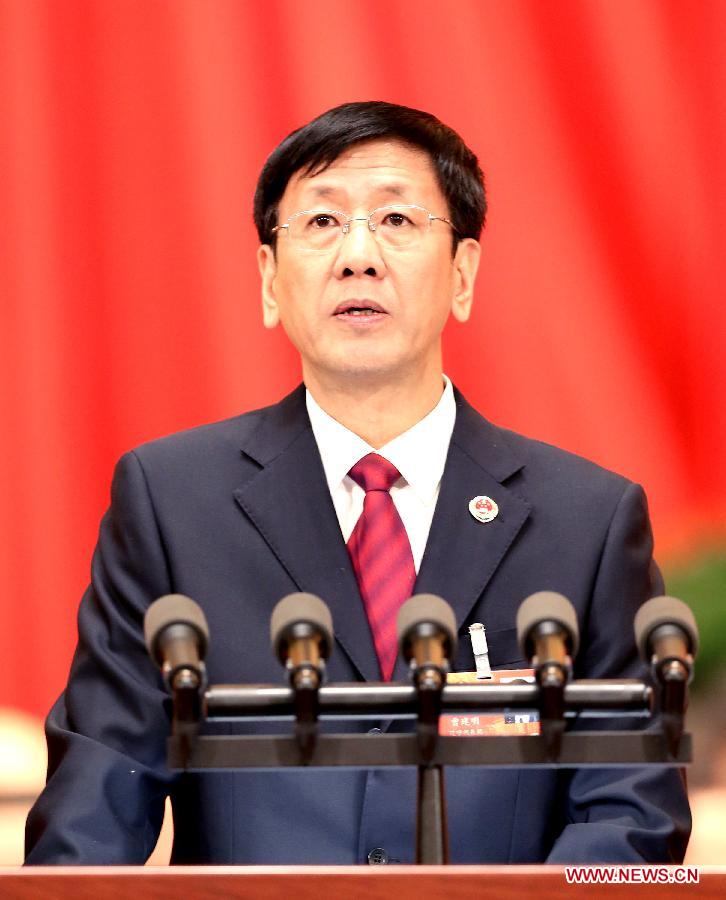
left=306, top=377, right=456, bottom=573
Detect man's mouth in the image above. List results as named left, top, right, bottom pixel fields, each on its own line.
left=333, top=300, right=387, bottom=317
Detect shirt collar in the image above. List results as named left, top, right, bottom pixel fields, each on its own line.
left=306, top=376, right=456, bottom=506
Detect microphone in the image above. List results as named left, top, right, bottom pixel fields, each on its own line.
left=144, top=593, right=209, bottom=692
left=270, top=593, right=333, bottom=763
left=516, top=591, right=579, bottom=755
left=397, top=594, right=458, bottom=684
left=398, top=595, right=457, bottom=765
left=397, top=595, right=456, bottom=863
left=516, top=590, right=579, bottom=681
left=270, top=592, right=333, bottom=690
left=144, top=594, right=209, bottom=759
left=634, top=595, right=698, bottom=683
left=634, top=596, right=698, bottom=753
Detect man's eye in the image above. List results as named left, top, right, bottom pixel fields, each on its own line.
left=308, top=214, right=339, bottom=229
left=382, top=212, right=411, bottom=228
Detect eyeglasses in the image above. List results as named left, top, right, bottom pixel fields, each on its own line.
left=271, top=204, right=458, bottom=251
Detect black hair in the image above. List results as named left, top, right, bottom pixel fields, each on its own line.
left=253, top=100, right=486, bottom=251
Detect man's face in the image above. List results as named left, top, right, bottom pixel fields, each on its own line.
left=257, top=140, right=480, bottom=388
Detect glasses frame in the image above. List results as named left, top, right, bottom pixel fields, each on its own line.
left=271, top=203, right=459, bottom=250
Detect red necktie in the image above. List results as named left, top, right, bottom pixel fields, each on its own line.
left=346, top=453, right=416, bottom=680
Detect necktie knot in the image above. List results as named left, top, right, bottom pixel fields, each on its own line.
left=348, top=453, right=401, bottom=494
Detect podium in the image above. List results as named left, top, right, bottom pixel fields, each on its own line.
left=2, top=866, right=725, bottom=898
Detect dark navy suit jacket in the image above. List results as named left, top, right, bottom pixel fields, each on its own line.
left=25, top=386, right=690, bottom=864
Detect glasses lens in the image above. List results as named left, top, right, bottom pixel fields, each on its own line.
left=370, top=205, right=429, bottom=248
left=288, top=210, right=344, bottom=250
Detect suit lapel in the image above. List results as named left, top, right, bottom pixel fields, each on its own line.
left=391, top=391, right=531, bottom=680
left=233, top=387, right=379, bottom=681
left=234, top=386, right=531, bottom=684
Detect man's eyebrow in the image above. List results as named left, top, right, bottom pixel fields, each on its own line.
left=375, top=183, right=407, bottom=198
left=306, top=182, right=410, bottom=201
left=308, top=185, right=338, bottom=200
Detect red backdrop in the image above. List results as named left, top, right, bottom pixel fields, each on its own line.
left=1, top=0, right=724, bottom=717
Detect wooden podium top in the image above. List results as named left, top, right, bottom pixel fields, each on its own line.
left=1, top=866, right=725, bottom=899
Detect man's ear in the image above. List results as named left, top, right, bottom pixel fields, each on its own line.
left=450, top=238, right=481, bottom=323
left=258, top=244, right=280, bottom=329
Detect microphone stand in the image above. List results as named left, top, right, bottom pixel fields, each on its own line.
left=169, top=666, right=206, bottom=770
left=417, top=763, right=448, bottom=865
left=658, top=659, right=689, bottom=757
left=412, top=662, right=448, bottom=864
left=290, top=663, right=320, bottom=765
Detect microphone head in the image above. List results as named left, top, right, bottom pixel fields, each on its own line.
left=634, top=595, right=699, bottom=661
left=397, top=594, right=457, bottom=661
left=270, top=593, right=333, bottom=665
left=516, top=591, right=580, bottom=659
left=143, top=594, right=210, bottom=664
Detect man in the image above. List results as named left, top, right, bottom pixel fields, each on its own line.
left=25, top=101, right=690, bottom=865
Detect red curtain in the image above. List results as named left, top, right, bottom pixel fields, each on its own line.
left=1, top=0, right=724, bottom=717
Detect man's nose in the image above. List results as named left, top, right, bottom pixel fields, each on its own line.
left=334, top=219, right=386, bottom=279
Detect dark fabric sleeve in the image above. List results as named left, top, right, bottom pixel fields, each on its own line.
left=25, top=451, right=178, bottom=864
left=546, top=482, right=691, bottom=863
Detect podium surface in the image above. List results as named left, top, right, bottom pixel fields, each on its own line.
left=2, top=866, right=725, bottom=899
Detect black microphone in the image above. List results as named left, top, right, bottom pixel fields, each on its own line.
left=397, top=594, right=457, bottom=686
left=634, top=595, right=698, bottom=684
left=397, top=594, right=456, bottom=862
left=516, top=590, right=579, bottom=682
left=144, top=594, right=210, bottom=759
left=517, top=591, right=579, bottom=755
left=144, top=593, right=209, bottom=692
left=270, top=592, right=333, bottom=690
left=270, top=593, right=333, bottom=763
left=398, top=594, right=457, bottom=768
left=634, top=595, right=698, bottom=753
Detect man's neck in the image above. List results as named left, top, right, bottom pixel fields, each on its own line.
left=303, top=365, right=446, bottom=449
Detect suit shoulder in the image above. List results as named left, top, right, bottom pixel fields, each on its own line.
left=485, top=422, right=650, bottom=540
left=500, top=425, right=632, bottom=489
left=453, top=389, right=635, bottom=499
left=126, top=401, right=276, bottom=468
